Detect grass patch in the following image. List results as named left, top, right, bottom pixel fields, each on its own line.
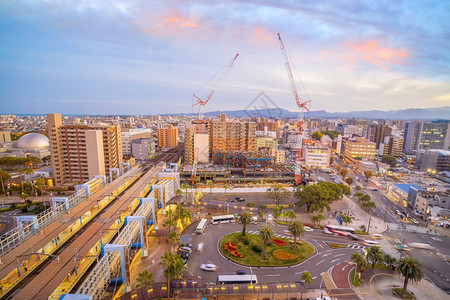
left=393, top=288, right=414, bottom=299
left=274, top=220, right=291, bottom=226
left=354, top=230, right=370, bottom=235
left=325, top=242, right=348, bottom=249
left=220, top=232, right=314, bottom=266
left=266, top=204, right=291, bottom=209
left=350, top=268, right=360, bottom=287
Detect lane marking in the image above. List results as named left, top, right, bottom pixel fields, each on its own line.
left=266, top=274, right=280, bottom=276
left=317, top=259, right=325, bottom=265
left=335, top=253, right=346, bottom=257
left=331, top=259, right=339, bottom=263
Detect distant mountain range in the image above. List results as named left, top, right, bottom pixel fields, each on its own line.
left=188, top=106, right=450, bottom=120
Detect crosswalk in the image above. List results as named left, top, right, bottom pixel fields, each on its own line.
left=347, top=244, right=365, bottom=250
left=386, top=223, right=440, bottom=235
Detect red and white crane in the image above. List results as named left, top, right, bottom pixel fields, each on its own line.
left=189, top=53, right=239, bottom=184
left=277, top=33, right=311, bottom=185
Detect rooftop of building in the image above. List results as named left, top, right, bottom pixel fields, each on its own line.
left=393, top=183, right=424, bottom=193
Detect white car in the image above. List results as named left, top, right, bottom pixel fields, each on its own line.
left=200, top=263, right=218, bottom=271
left=304, top=226, right=313, bottom=232
left=372, top=234, right=383, bottom=239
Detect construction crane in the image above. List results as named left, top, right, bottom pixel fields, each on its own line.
left=277, top=33, right=311, bottom=185
left=189, top=53, right=239, bottom=185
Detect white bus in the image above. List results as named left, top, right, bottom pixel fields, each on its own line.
left=196, top=219, right=208, bottom=234
left=217, top=275, right=258, bottom=284
left=324, top=224, right=355, bottom=236
left=211, top=214, right=235, bottom=225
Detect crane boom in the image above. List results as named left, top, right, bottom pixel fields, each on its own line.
left=278, top=33, right=311, bottom=185
left=193, top=53, right=239, bottom=120
left=189, top=53, right=239, bottom=185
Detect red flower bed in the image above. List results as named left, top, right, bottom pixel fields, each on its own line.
left=272, top=238, right=287, bottom=246
left=224, top=242, right=244, bottom=258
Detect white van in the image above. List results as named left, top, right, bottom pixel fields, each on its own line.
left=196, top=242, right=204, bottom=253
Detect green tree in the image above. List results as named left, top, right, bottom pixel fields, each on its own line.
left=223, top=184, right=228, bottom=199
left=359, top=194, right=372, bottom=203
left=355, top=185, right=362, bottom=191
left=311, top=131, right=323, bottom=140
left=361, top=200, right=376, bottom=213
left=160, top=251, right=185, bottom=297
left=351, top=252, right=366, bottom=272
left=0, top=169, right=11, bottom=194
left=20, top=192, right=29, bottom=202
left=339, top=169, right=348, bottom=178
left=397, top=256, right=424, bottom=298
left=384, top=254, right=397, bottom=270
left=354, top=192, right=364, bottom=199
left=294, top=182, right=343, bottom=212
left=381, top=155, right=397, bottom=167
left=288, top=220, right=305, bottom=249
left=310, top=213, right=325, bottom=227
left=339, top=184, right=352, bottom=196
left=359, top=225, right=366, bottom=232
left=35, top=177, right=46, bottom=196
left=259, top=225, right=274, bottom=258
left=364, top=170, right=373, bottom=181
left=366, top=246, right=383, bottom=268
left=135, top=269, right=155, bottom=288
left=301, top=271, right=313, bottom=299
left=266, top=185, right=291, bottom=205
left=239, top=211, right=253, bottom=236
left=345, top=177, right=354, bottom=185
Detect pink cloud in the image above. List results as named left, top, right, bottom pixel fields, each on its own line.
left=251, top=28, right=275, bottom=46
left=344, top=40, right=408, bottom=69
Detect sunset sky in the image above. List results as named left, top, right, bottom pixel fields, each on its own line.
left=1, top=0, right=449, bottom=115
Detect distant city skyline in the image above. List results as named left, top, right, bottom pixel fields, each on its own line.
left=1, top=1, right=449, bottom=115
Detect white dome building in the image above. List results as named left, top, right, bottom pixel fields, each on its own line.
left=16, top=133, right=49, bottom=149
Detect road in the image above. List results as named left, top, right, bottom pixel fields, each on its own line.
left=182, top=221, right=366, bottom=288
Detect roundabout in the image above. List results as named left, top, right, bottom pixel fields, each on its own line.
left=219, top=232, right=315, bottom=266
left=181, top=219, right=368, bottom=287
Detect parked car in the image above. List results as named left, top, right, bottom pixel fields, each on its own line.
left=179, top=246, right=192, bottom=254
left=235, top=196, right=245, bottom=202
left=200, top=263, right=217, bottom=271
left=179, top=242, right=192, bottom=249
left=178, top=251, right=190, bottom=260
left=227, top=198, right=234, bottom=202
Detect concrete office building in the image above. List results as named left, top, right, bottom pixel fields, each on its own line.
left=415, top=149, right=450, bottom=172
left=403, top=122, right=450, bottom=152
left=121, top=128, right=152, bottom=155
left=47, top=113, right=122, bottom=186
left=157, top=124, right=179, bottom=148
left=342, top=137, right=376, bottom=160
left=184, top=123, right=210, bottom=165
left=303, top=147, right=331, bottom=168
left=256, top=137, right=278, bottom=150
left=131, top=137, right=156, bottom=160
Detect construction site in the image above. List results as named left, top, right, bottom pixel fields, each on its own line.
left=181, top=149, right=298, bottom=184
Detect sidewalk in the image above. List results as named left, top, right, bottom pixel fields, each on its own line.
left=296, top=196, right=386, bottom=234
left=353, top=268, right=449, bottom=300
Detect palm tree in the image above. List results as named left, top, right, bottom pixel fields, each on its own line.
left=309, top=213, right=325, bottom=227
left=340, top=214, right=353, bottom=226
left=288, top=220, right=305, bottom=249
left=366, top=246, right=383, bottom=268
left=160, top=251, right=185, bottom=297
left=239, top=211, right=253, bottom=236
left=135, top=269, right=155, bottom=288
left=259, top=225, right=273, bottom=258
left=181, top=183, right=188, bottom=205
left=397, top=256, right=424, bottom=298
left=282, top=210, right=297, bottom=223
left=207, top=180, right=214, bottom=201
left=223, top=184, right=228, bottom=199
left=301, top=271, right=313, bottom=299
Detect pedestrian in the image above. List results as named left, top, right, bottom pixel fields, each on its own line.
left=166, top=238, right=168, bottom=244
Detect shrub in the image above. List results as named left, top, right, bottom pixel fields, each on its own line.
left=247, top=202, right=255, bottom=208
left=251, top=245, right=262, bottom=253
left=243, top=239, right=250, bottom=245
left=259, top=204, right=268, bottom=209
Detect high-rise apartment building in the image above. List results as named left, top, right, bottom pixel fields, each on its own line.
left=366, top=123, right=392, bottom=149
left=209, top=114, right=256, bottom=155
left=184, top=123, right=210, bottom=165
left=383, top=136, right=404, bottom=157
left=47, top=113, right=123, bottom=185
left=157, top=124, right=179, bottom=148
left=121, top=128, right=152, bottom=155
left=342, top=137, right=376, bottom=160
left=403, top=122, right=450, bottom=152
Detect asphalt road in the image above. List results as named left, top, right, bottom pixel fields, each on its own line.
left=182, top=221, right=367, bottom=288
